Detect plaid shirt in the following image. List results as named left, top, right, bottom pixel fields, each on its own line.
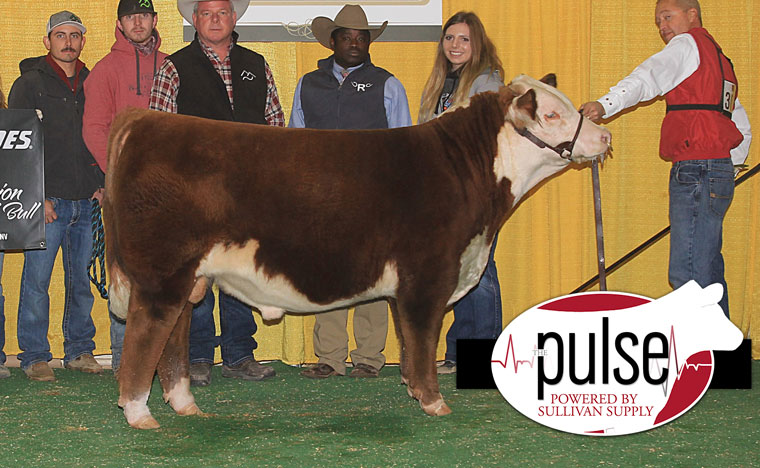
left=149, top=38, right=285, bottom=127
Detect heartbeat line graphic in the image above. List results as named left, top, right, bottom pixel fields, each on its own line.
left=491, top=334, right=536, bottom=372
left=653, top=325, right=712, bottom=396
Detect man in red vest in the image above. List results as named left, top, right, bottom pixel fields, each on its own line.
left=580, top=0, right=751, bottom=318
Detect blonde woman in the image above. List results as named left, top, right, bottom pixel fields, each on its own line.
left=418, top=12, right=504, bottom=374
left=418, top=11, right=504, bottom=123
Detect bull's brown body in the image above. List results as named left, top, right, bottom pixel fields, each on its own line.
left=104, top=75, right=610, bottom=428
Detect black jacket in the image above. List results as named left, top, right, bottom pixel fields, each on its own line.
left=8, top=55, right=104, bottom=200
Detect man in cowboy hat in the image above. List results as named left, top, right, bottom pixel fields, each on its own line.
left=150, top=0, right=285, bottom=386
left=290, top=4, right=411, bottom=379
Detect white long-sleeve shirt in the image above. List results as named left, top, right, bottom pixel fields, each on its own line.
left=597, top=32, right=751, bottom=166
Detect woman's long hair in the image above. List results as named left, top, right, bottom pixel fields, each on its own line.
left=418, top=11, right=504, bottom=123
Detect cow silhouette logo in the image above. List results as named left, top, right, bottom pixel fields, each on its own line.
left=491, top=281, right=743, bottom=436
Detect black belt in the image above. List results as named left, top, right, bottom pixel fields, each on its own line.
left=666, top=103, right=732, bottom=119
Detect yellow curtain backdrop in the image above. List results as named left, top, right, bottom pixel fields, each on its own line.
left=0, top=0, right=757, bottom=362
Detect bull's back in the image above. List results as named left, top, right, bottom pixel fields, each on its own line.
left=106, top=108, right=498, bottom=304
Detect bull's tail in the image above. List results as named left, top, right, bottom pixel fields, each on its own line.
left=103, top=192, right=131, bottom=320
left=103, top=110, right=143, bottom=320
left=108, top=257, right=131, bottom=321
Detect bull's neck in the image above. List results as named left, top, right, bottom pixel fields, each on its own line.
left=495, top=125, right=570, bottom=205
left=433, top=94, right=515, bottom=237
left=433, top=93, right=506, bottom=183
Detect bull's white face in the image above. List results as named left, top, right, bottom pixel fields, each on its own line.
left=495, top=75, right=612, bottom=203
left=508, top=75, right=611, bottom=164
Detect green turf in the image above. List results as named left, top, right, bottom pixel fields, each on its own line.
left=0, top=362, right=757, bottom=468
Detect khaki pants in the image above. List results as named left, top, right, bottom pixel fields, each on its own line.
left=312, top=300, right=388, bottom=374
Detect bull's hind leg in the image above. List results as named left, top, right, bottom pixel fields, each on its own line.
left=118, top=287, right=185, bottom=429
left=395, top=291, right=451, bottom=416
left=157, top=301, right=202, bottom=417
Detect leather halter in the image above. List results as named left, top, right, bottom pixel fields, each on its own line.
left=513, top=111, right=584, bottom=161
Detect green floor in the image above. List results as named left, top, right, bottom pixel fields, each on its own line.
left=0, top=361, right=757, bottom=468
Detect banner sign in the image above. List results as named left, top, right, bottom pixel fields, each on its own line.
left=184, top=1, right=443, bottom=42
left=491, top=281, right=743, bottom=436
left=0, top=109, right=45, bottom=250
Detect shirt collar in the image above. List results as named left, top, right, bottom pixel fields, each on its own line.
left=332, top=61, right=364, bottom=83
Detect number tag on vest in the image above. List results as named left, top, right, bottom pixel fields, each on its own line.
left=722, top=80, right=736, bottom=113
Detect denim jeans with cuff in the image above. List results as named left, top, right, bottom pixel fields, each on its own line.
left=445, top=236, right=503, bottom=362
left=190, top=287, right=258, bottom=367
left=668, top=158, right=734, bottom=318
left=17, top=198, right=96, bottom=368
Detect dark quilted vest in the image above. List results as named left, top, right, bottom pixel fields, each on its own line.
left=301, top=56, right=390, bottom=129
left=170, top=35, right=266, bottom=124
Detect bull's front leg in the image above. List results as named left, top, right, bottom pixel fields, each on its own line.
left=118, top=288, right=185, bottom=429
left=394, top=291, right=451, bottom=416
left=157, top=301, right=202, bottom=417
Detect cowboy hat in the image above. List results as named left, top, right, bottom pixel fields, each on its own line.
left=177, top=0, right=249, bottom=25
left=311, top=4, right=388, bottom=49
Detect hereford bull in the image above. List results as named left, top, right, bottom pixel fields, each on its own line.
left=104, top=74, right=611, bottom=429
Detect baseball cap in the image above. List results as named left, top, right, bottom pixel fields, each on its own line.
left=46, top=10, right=86, bottom=35
left=118, top=0, right=156, bottom=18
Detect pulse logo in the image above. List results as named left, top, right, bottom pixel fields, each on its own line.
left=491, top=281, right=742, bottom=436
left=0, top=130, right=33, bottom=150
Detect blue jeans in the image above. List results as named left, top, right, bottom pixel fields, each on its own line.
left=446, top=236, right=503, bottom=362
left=669, top=158, right=734, bottom=318
left=0, top=252, right=5, bottom=365
left=17, top=198, right=96, bottom=368
left=190, top=287, right=257, bottom=366
left=109, top=301, right=125, bottom=371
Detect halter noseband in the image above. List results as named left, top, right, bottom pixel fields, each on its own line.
left=513, top=111, right=584, bottom=161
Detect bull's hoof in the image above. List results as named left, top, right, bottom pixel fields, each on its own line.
left=421, top=398, right=452, bottom=416
left=176, top=402, right=203, bottom=416
left=130, top=415, right=161, bottom=430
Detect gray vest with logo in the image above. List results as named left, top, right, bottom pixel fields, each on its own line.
left=301, top=57, right=390, bottom=129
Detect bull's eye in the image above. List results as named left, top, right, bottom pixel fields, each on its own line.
left=544, top=112, right=559, bottom=121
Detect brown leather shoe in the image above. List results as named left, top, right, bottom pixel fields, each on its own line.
left=222, top=359, right=275, bottom=381
left=300, top=363, right=340, bottom=379
left=349, top=363, right=379, bottom=378
left=24, top=362, right=56, bottom=382
left=65, top=354, right=103, bottom=374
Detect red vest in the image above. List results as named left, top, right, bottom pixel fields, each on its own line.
left=660, top=28, right=743, bottom=162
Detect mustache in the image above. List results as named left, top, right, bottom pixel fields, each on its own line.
left=61, top=47, right=76, bottom=52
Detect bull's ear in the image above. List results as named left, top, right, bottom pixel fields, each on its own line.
left=540, top=73, right=557, bottom=88
left=515, top=89, right=538, bottom=121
